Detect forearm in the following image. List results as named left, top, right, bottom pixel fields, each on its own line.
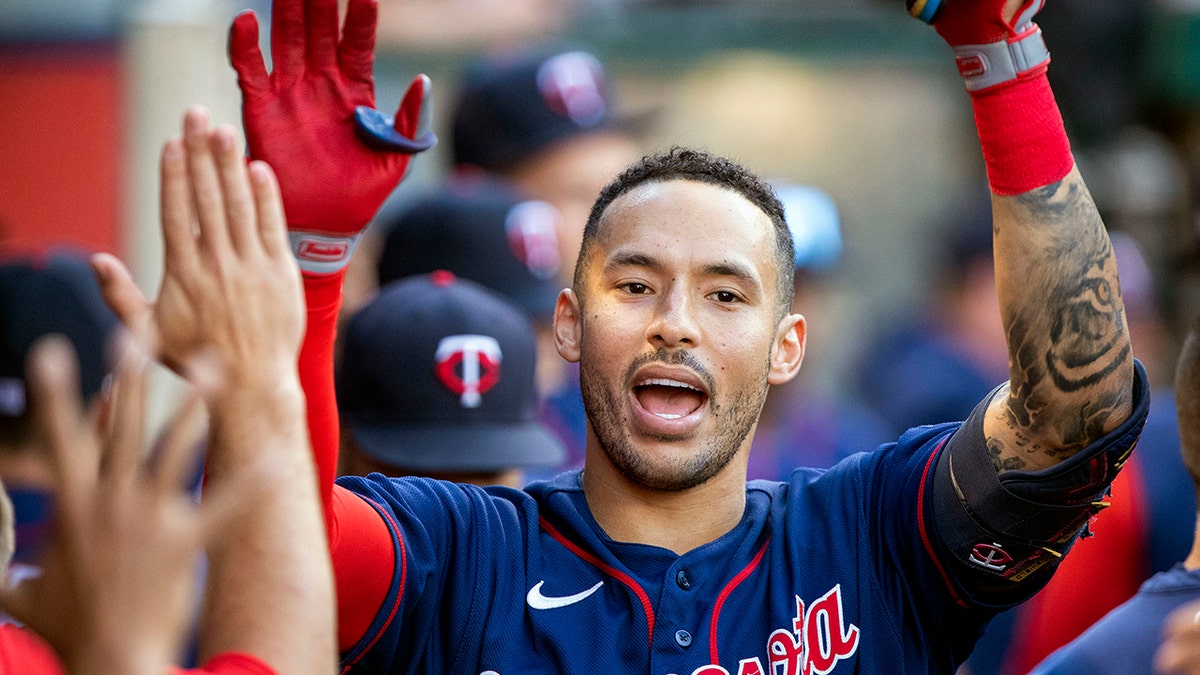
left=199, top=383, right=337, bottom=674
left=988, top=164, right=1134, bottom=470
left=299, top=269, right=346, bottom=530
left=298, top=271, right=396, bottom=651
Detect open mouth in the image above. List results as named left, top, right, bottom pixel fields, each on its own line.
left=632, top=377, right=707, bottom=420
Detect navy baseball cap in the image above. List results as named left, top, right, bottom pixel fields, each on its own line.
left=376, top=178, right=564, bottom=319
left=337, top=272, right=565, bottom=472
left=451, top=47, right=623, bottom=173
left=0, top=253, right=118, bottom=420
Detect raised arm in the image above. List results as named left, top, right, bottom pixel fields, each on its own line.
left=926, top=0, right=1134, bottom=470
left=89, top=107, right=337, bottom=674
left=912, top=0, right=1148, bottom=608
left=227, top=0, right=435, bottom=651
left=227, top=0, right=434, bottom=502
left=985, top=171, right=1133, bottom=469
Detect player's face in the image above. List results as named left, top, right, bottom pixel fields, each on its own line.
left=556, top=179, right=805, bottom=491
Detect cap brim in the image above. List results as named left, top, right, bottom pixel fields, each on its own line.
left=349, top=421, right=567, bottom=472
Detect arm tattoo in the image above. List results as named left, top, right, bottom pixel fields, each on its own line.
left=989, top=178, right=1132, bottom=471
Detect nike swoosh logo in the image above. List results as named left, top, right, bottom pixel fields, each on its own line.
left=526, top=580, right=604, bottom=610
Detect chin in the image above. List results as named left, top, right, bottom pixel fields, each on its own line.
left=605, top=436, right=739, bottom=492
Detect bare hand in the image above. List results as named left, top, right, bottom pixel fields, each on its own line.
left=93, top=108, right=304, bottom=391
left=0, top=336, right=242, bottom=675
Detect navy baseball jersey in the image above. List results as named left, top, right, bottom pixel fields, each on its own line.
left=1029, top=564, right=1200, bottom=674
left=334, top=365, right=1149, bottom=675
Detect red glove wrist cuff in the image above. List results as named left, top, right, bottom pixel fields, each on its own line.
left=970, top=72, right=1072, bottom=196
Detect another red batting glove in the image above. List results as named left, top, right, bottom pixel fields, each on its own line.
left=924, top=0, right=1049, bottom=94
left=228, top=0, right=435, bottom=275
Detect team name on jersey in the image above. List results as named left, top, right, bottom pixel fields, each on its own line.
left=672, top=584, right=860, bottom=675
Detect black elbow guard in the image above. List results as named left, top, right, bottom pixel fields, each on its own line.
left=930, top=360, right=1150, bottom=607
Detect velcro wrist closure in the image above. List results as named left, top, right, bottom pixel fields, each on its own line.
left=953, top=25, right=1049, bottom=92
left=289, top=231, right=362, bottom=275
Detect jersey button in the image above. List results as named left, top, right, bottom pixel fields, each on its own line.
left=675, top=569, right=692, bottom=590
left=675, top=630, right=693, bottom=648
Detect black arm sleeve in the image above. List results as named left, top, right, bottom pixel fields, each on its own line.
left=930, top=359, right=1150, bottom=608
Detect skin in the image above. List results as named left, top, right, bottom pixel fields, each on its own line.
left=983, top=171, right=1133, bottom=472
left=554, top=180, right=805, bottom=554
left=0, top=338, right=218, bottom=675
left=91, top=107, right=336, bottom=675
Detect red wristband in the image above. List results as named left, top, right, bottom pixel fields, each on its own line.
left=970, top=72, right=1072, bottom=196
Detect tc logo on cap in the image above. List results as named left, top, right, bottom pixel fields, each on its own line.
left=505, top=200, right=561, bottom=280
left=435, top=334, right=502, bottom=408
left=536, top=51, right=608, bottom=128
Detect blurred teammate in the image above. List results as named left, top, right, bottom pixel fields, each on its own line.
left=0, top=253, right=117, bottom=589
left=450, top=45, right=642, bottom=285
left=748, top=182, right=891, bottom=477
left=338, top=272, right=564, bottom=487
left=375, top=178, right=584, bottom=470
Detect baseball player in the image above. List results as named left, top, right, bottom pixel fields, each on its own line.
left=99, top=0, right=1149, bottom=672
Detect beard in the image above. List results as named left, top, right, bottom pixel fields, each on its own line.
left=579, top=347, right=769, bottom=491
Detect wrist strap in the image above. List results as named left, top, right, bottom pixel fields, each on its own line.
left=289, top=232, right=362, bottom=275
left=971, top=72, right=1072, bottom=196
left=954, top=25, right=1049, bottom=93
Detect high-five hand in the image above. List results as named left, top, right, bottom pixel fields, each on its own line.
left=228, top=0, right=435, bottom=274
left=93, top=108, right=304, bottom=387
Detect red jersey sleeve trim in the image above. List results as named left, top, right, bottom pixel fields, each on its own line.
left=339, top=490, right=407, bottom=671
left=174, top=652, right=278, bottom=675
left=916, top=437, right=971, bottom=609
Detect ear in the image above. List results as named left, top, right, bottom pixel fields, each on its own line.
left=768, top=313, right=806, bottom=386
left=553, top=289, right=583, bottom=363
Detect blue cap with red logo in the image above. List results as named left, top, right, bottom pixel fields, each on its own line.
left=337, top=271, right=565, bottom=472
left=451, top=47, right=621, bottom=173
left=376, top=177, right=564, bottom=319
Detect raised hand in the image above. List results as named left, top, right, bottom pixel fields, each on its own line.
left=0, top=336, right=234, bottom=675
left=228, top=0, right=435, bottom=274
left=922, top=0, right=1048, bottom=92
left=93, top=107, right=304, bottom=386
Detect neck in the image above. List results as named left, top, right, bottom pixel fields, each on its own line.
left=580, top=451, right=748, bottom=555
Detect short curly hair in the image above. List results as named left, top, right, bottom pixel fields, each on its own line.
left=573, top=147, right=794, bottom=318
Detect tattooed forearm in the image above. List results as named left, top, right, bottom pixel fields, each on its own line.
left=987, top=172, right=1134, bottom=472
left=988, top=383, right=1131, bottom=471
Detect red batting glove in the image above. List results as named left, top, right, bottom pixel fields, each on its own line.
left=927, top=0, right=1049, bottom=93
left=228, top=0, right=434, bottom=275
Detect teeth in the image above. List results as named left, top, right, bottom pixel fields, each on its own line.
left=641, top=378, right=700, bottom=392
left=655, top=413, right=683, bottom=420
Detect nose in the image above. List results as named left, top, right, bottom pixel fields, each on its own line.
left=646, top=285, right=700, bottom=348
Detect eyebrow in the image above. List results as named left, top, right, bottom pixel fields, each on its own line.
left=603, top=251, right=662, bottom=275
left=603, top=251, right=762, bottom=289
left=700, top=261, right=759, bottom=287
